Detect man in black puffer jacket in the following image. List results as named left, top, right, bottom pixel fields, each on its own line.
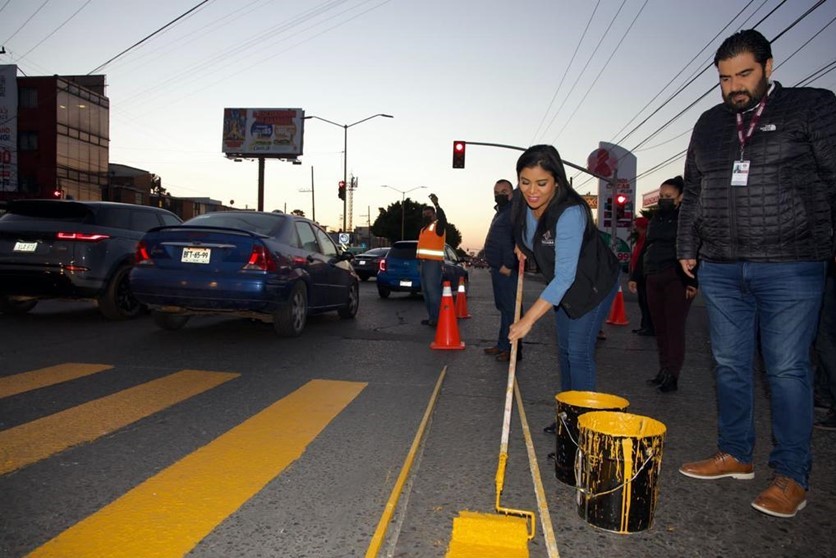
left=677, top=29, right=836, bottom=520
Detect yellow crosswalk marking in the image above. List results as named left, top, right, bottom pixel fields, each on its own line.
left=28, top=379, right=366, bottom=558
left=0, top=363, right=113, bottom=399
left=0, top=370, right=239, bottom=476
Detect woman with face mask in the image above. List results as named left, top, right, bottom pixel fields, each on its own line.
left=628, top=176, right=698, bottom=392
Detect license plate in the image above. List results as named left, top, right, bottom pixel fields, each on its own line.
left=13, top=241, right=38, bottom=253
left=358, top=260, right=366, bottom=265
left=399, top=280, right=412, bottom=287
left=181, top=247, right=211, bottom=264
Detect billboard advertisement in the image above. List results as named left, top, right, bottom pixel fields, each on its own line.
left=591, top=142, right=637, bottom=266
left=222, top=108, right=304, bottom=158
left=0, top=65, right=17, bottom=192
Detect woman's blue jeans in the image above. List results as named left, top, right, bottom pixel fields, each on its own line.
left=700, top=260, right=826, bottom=489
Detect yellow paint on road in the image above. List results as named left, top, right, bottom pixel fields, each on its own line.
left=0, top=363, right=113, bottom=399
left=28, top=378, right=367, bottom=558
left=0, top=370, right=239, bottom=475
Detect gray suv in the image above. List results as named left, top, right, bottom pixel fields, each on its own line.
left=0, top=200, right=181, bottom=319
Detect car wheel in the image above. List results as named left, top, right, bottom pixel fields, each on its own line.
left=152, top=311, right=190, bottom=331
left=274, top=281, right=307, bottom=337
left=377, top=285, right=391, bottom=299
left=358, top=273, right=369, bottom=282
left=0, top=296, right=38, bottom=315
left=338, top=282, right=359, bottom=319
left=98, top=265, right=144, bottom=320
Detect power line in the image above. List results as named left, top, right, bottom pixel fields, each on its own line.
left=795, top=58, right=836, bottom=87
left=87, top=0, right=212, bottom=75
left=17, top=0, right=94, bottom=61
left=551, top=0, right=649, bottom=144
left=536, top=0, right=628, bottom=143
left=529, top=0, right=600, bottom=144
left=1, top=0, right=52, bottom=46
left=0, top=0, right=12, bottom=16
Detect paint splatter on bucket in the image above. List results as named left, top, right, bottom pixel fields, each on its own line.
left=553, top=391, right=629, bottom=486
left=575, top=411, right=666, bottom=533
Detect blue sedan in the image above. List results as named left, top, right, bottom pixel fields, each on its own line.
left=130, top=211, right=359, bottom=336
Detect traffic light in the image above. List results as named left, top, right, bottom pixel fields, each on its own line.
left=338, top=180, right=346, bottom=200
left=604, top=197, right=613, bottom=212
left=615, top=193, right=628, bottom=219
left=452, top=141, right=466, bottom=168
left=52, top=189, right=63, bottom=199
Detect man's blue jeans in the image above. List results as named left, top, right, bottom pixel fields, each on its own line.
left=554, top=281, right=618, bottom=392
left=419, top=259, right=443, bottom=324
left=490, top=268, right=518, bottom=352
left=700, top=260, right=826, bottom=489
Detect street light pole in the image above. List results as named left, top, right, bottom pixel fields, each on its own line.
left=304, top=113, right=393, bottom=231
left=381, top=185, right=427, bottom=240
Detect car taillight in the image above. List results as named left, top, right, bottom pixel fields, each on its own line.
left=135, top=240, right=153, bottom=265
left=242, top=245, right=277, bottom=272
left=379, top=259, right=387, bottom=272
left=57, top=232, right=110, bottom=241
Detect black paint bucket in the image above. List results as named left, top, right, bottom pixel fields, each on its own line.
left=576, top=411, right=667, bottom=533
left=553, top=391, right=629, bottom=486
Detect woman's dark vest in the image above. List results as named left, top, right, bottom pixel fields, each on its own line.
left=515, top=201, right=620, bottom=319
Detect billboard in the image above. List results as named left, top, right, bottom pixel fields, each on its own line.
left=592, top=142, right=637, bottom=266
left=0, top=65, right=17, bottom=192
left=222, top=108, right=304, bottom=158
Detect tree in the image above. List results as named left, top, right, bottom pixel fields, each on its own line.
left=371, top=197, right=462, bottom=249
left=291, top=209, right=305, bottom=217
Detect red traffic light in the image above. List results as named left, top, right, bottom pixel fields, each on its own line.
left=452, top=141, right=466, bottom=168
left=615, top=193, right=628, bottom=205
left=52, top=189, right=63, bottom=198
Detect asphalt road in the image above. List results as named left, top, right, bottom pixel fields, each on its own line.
left=1, top=269, right=834, bottom=558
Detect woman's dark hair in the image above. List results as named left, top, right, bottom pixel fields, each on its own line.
left=511, top=144, right=597, bottom=239
left=714, top=29, right=772, bottom=68
left=660, top=175, right=684, bottom=195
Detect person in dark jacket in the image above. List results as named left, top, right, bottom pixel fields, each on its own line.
left=676, top=29, right=836, bottom=519
left=629, top=216, right=654, bottom=336
left=508, top=145, right=619, bottom=406
left=483, top=179, right=521, bottom=362
left=628, top=176, right=697, bottom=393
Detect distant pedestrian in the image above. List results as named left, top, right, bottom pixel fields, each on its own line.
left=417, top=193, right=447, bottom=327
left=629, top=216, right=654, bottom=336
left=507, top=144, right=620, bottom=432
left=814, top=261, right=836, bottom=431
left=628, top=176, right=697, bottom=393
left=676, top=29, right=836, bottom=518
left=483, top=179, right=521, bottom=362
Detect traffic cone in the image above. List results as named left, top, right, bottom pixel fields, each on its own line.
left=431, top=281, right=466, bottom=350
left=605, top=285, right=629, bottom=325
left=455, top=277, right=471, bottom=319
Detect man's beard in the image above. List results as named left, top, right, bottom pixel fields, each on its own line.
left=724, top=75, right=769, bottom=113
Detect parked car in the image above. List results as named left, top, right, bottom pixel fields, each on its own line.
left=0, top=199, right=182, bottom=319
left=376, top=240, right=468, bottom=298
left=130, top=211, right=359, bottom=337
left=352, top=247, right=390, bottom=281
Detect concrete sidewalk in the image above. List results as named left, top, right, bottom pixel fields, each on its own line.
left=391, top=269, right=835, bottom=558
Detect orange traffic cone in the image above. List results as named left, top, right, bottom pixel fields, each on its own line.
left=455, top=277, right=471, bottom=319
left=431, top=281, right=466, bottom=350
left=605, top=285, right=629, bottom=325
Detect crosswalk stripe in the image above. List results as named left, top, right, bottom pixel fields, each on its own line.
left=0, top=363, right=113, bottom=399
left=27, top=379, right=367, bottom=558
left=0, top=369, right=239, bottom=476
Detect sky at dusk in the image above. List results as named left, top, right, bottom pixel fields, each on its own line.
left=2, top=0, right=834, bottom=251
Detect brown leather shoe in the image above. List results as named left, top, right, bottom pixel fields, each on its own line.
left=483, top=347, right=502, bottom=355
left=679, top=451, right=754, bottom=480
left=751, top=476, right=807, bottom=518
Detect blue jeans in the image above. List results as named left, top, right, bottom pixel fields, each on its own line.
left=554, top=281, right=618, bottom=392
left=490, top=268, right=518, bottom=352
left=700, top=260, right=826, bottom=489
left=814, top=275, right=836, bottom=405
left=419, top=259, right=443, bottom=324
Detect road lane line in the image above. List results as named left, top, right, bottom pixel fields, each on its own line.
left=27, top=378, right=367, bottom=558
left=0, top=363, right=113, bottom=399
left=0, top=370, right=239, bottom=475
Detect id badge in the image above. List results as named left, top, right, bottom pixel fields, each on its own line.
left=731, top=160, right=750, bottom=186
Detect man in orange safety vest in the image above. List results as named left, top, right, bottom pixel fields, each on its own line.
left=417, top=193, right=447, bottom=326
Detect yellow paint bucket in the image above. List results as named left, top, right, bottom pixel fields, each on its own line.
left=553, top=391, right=629, bottom=486
left=575, top=411, right=666, bottom=533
